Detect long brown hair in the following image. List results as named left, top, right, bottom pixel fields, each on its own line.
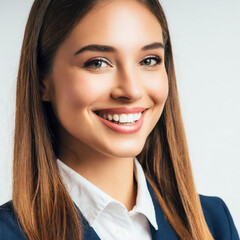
left=13, top=0, right=214, bottom=239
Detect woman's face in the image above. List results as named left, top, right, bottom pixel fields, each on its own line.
left=43, top=0, right=168, bottom=160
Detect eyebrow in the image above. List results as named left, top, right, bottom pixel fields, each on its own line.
left=74, top=42, right=165, bottom=55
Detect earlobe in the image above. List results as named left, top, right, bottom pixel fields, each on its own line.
left=40, top=77, right=51, bottom=102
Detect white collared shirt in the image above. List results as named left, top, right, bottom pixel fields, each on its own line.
left=57, top=157, right=158, bottom=240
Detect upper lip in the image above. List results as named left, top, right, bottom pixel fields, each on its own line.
left=93, top=107, right=147, bottom=115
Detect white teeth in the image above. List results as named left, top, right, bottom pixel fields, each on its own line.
left=121, top=114, right=134, bottom=123
left=119, top=114, right=127, bottom=123
left=113, top=114, right=119, bottom=121
left=133, top=113, right=138, bottom=121
left=107, top=114, right=113, bottom=121
left=127, top=114, right=134, bottom=123
left=99, top=112, right=142, bottom=123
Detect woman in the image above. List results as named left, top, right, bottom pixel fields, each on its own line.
left=0, top=0, right=239, bottom=239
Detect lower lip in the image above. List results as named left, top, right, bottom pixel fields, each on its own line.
left=95, top=111, right=147, bottom=134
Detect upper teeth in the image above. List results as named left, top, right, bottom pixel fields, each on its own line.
left=99, top=112, right=142, bottom=123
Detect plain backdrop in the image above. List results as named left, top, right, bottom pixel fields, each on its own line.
left=0, top=0, right=239, bottom=232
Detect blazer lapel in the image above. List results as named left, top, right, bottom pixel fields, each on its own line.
left=74, top=179, right=178, bottom=240
left=74, top=203, right=101, bottom=240
left=146, top=179, right=178, bottom=240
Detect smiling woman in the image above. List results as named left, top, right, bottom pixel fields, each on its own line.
left=41, top=2, right=168, bottom=167
left=0, top=0, right=239, bottom=240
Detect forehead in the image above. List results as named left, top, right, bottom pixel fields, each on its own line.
left=67, top=0, right=163, bottom=53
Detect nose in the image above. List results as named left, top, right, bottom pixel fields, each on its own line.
left=110, top=66, right=144, bottom=103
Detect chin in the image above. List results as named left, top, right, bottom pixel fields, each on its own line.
left=102, top=142, right=145, bottom=159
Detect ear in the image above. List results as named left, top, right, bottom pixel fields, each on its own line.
left=40, top=77, right=51, bottom=102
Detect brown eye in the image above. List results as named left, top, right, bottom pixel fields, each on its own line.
left=140, top=56, right=162, bottom=67
left=83, top=58, right=111, bottom=69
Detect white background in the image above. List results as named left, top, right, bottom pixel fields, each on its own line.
left=0, top=0, right=239, bottom=232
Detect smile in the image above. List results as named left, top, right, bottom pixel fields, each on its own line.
left=93, top=107, right=147, bottom=134
left=96, top=112, right=142, bottom=125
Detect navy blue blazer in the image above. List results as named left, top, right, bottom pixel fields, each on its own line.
left=0, top=179, right=239, bottom=240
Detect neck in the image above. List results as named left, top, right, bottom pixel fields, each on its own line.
left=58, top=143, right=138, bottom=211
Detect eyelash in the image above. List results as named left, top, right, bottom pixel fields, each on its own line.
left=83, top=55, right=162, bottom=70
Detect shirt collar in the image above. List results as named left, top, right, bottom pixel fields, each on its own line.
left=57, top=157, right=158, bottom=230
left=133, top=158, right=158, bottom=230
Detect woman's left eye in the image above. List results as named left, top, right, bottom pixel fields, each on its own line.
left=139, top=56, right=162, bottom=67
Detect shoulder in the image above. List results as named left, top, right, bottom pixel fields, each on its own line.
left=0, top=201, right=27, bottom=240
left=199, top=194, right=239, bottom=240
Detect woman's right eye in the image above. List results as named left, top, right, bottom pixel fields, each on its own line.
left=83, top=58, right=111, bottom=70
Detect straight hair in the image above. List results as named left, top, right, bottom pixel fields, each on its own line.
left=13, top=0, right=214, bottom=239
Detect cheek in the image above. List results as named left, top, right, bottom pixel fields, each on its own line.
left=144, top=70, right=169, bottom=104
left=52, top=70, right=111, bottom=111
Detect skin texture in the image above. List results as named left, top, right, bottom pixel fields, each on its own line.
left=42, top=0, right=168, bottom=211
